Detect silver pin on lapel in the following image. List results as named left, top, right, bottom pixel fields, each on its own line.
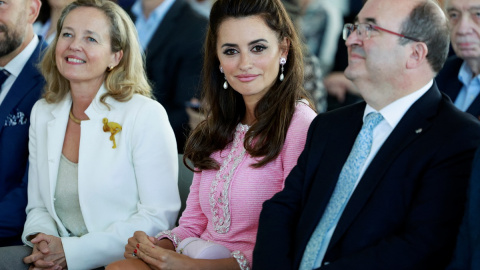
left=415, top=128, right=422, bottom=134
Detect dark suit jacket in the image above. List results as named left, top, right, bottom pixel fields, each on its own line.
left=131, top=0, right=207, bottom=152
left=253, top=83, right=480, bottom=269
left=448, top=147, right=480, bottom=270
left=435, top=56, right=480, bottom=119
left=0, top=40, right=45, bottom=246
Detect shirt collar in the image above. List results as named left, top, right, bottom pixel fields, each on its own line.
left=131, top=0, right=143, bottom=19
left=3, top=35, right=39, bottom=78
left=364, top=80, right=433, bottom=129
left=132, top=0, right=176, bottom=21
left=458, top=61, right=480, bottom=86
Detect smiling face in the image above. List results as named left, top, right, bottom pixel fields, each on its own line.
left=55, top=6, right=121, bottom=86
left=216, top=15, right=288, bottom=104
left=446, top=0, right=480, bottom=61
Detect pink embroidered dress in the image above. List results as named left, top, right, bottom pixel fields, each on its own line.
left=157, top=102, right=316, bottom=269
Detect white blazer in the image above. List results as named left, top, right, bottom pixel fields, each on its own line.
left=22, top=86, right=180, bottom=269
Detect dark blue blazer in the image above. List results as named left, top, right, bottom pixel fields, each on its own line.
left=253, top=83, right=480, bottom=269
left=0, top=40, right=45, bottom=246
left=448, top=147, right=480, bottom=270
left=436, top=56, right=480, bottom=119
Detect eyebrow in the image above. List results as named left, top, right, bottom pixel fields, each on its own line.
left=85, top=30, right=100, bottom=38
left=62, top=26, right=100, bottom=37
left=354, top=16, right=378, bottom=25
left=446, top=7, right=459, bottom=12
left=62, top=26, right=74, bottom=32
left=221, top=38, right=269, bottom=48
left=447, top=6, right=480, bottom=12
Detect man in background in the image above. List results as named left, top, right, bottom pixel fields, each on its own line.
left=0, top=0, right=45, bottom=246
left=436, top=0, right=480, bottom=119
left=129, top=0, right=207, bottom=152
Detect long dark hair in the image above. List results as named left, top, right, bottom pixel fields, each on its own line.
left=184, top=0, right=313, bottom=171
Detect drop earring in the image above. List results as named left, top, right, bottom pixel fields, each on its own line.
left=279, top=58, right=286, bottom=81
left=220, top=66, right=228, bottom=89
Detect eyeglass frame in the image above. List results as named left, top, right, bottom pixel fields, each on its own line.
left=343, top=23, right=420, bottom=42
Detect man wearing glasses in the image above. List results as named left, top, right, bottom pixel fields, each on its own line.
left=252, top=0, right=480, bottom=269
left=436, top=0, right=480, bottom=120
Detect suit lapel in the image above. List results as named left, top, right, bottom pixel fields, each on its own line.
left=47, top=97, right=70, bottom=196
left=0, top=42, right=45, bottom=134
left=46, top=86, right=108, bottom=196
left=444, top=79, right=463, bottom=103
left=144, top=0, right=184, bottom=62
left=328, top=85, right=442, bottom=249
left=437, top=56, right=463, bottom=103
left=295, top=104, right=366, bottom=255
left=466, top=94, right=480, bottom=119
left=442, top=57, right=480, bottom=119
left=436, top=57, right=480, bottom=119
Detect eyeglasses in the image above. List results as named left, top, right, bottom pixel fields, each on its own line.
left=343, top=23, right=420, bottom=42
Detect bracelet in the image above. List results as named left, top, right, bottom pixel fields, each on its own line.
left=155, top=230, right=181, bottom=249
left=231, top=250, right=250, bottom=270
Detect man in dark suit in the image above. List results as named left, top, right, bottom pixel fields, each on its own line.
left=130, top=0, right=207, bottom=152
left=436, top=0, right=480, bottom=119
left=253, top=0, right=480, bottom=269
left=0, top=0, right=45, bottom=246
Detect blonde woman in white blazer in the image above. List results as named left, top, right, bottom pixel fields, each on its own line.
left=0, top=1, right=180, bottom=269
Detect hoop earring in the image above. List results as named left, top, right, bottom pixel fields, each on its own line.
left=279, top=58, right=286, bottom=81
left=220, top=66, right=228, bottom=89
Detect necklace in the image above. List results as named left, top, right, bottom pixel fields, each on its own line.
left=69, top=109, right=83, bottom=125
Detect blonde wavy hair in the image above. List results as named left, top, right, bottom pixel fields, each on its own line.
left=41, top=0, right=151, bottom=106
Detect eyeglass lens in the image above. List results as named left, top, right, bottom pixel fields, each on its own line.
left=343, top=24, right=369, bottom=40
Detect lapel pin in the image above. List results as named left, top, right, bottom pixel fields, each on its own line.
left=415, top=128, right=422, bottom=134
left=103, top=118, right=122, bottom=149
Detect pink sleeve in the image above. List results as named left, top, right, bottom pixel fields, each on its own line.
left=171, top=171, right=209, bottom=241
left=280, top=103, right=316, bottom=185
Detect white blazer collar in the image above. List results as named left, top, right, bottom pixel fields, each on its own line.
left=47, top=84, right=111, bottom=192
left=85, top=84, right=111, bottom=120
left=50, top=84, right=111, bottom=120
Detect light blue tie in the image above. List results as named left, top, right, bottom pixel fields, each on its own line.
left=300, top=112, right=384, bottom=270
